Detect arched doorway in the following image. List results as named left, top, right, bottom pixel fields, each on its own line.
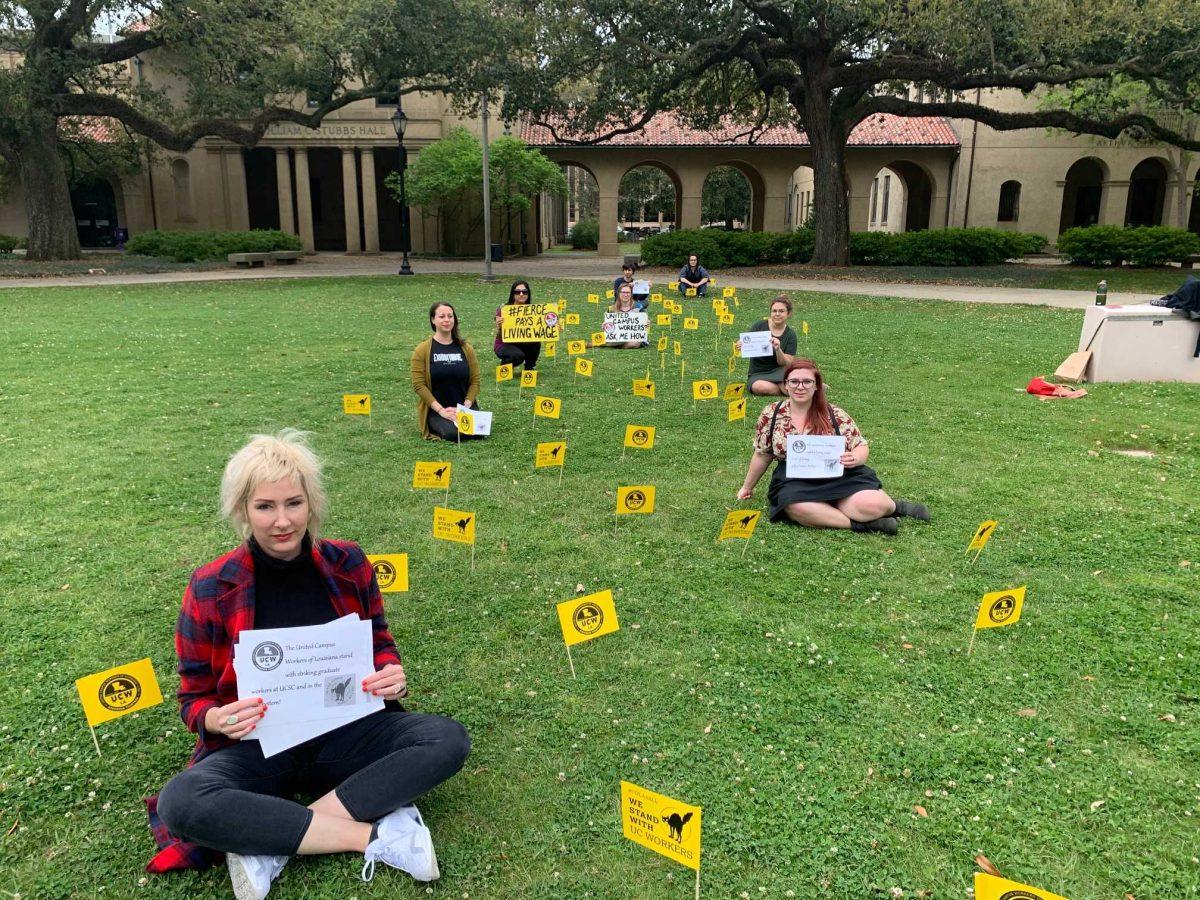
left=1059, top=158, right=1106, bottom=232
left=1189, top=183, right=1200, bottom=235
left=618, top=163, right=679, bottom=241
left=560, top=163, right=599, bottom=246
left=1125, top=158, right=1168, bottom=227
left=788, top=165, right=815, bottom=229
left=885, top=161, right=933, bottom=231
left=70, top=178, right=120, bottom=247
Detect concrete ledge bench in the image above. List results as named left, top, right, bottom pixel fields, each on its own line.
left=1181, top=254, right=1200, bottom=270
left=269, top=251, right=301, bottom=264
left=622, top=253, right=641, bottom=268
left=228, top=251, right=303, bottom=267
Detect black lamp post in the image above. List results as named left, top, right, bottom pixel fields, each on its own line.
left=391, top=100, right=414, bottom=275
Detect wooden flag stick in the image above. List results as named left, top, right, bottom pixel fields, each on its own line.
left=558, top=463, right=564, bottom=485
left=660, top=352, right=665, bottom=372
left=695, top=868, right=700, bottom=900
left=89, top=725, right=102, bottom=757
left=470, top=543, right=476, bottom=573
left=566, top=644, right=576, bottom=679
left=741, top=538, right=751, bottom=558
left=967, top=628, right=977, bottom=657
left=970, top=545, right=984, bottom=565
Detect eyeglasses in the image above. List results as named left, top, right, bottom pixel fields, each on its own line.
left=513, top=288, right=529, bottom=295
left=785, top=378, right=817, bottom=389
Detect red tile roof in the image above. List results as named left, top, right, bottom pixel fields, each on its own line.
left=522, top=111, right=958, bottom=148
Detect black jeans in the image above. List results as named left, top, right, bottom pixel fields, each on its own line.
left=427, top=409, right=484, bottom=441
left=495, top=341, right=541, bottom=370
left=157, top=710, right=470, bottom=856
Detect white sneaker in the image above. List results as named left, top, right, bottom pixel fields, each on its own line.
left=227, top=851, right=288, bottom=900
left=360, top=805, right=440, bottom=883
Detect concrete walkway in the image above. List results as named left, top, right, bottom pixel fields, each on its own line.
left=0, top=251, right=1160, bottom=308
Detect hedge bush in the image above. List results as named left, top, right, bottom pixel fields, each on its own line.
left=641, top=227, right=1045, bottom=268
left=1056, top=225, right=1200, bottom=267
left=0, top=233, right=21, bottom=254
left=126, top=229, right=302, bottom=262
left=568, top=219, right=598, bottom=250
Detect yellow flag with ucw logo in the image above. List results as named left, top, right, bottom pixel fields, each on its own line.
left=974, top=873, right=1066, bottom=900
left=624, top=425, right=655, bottom=449
left=974, top=586, right=1026, bottom=630
left=692, top=379, right=718, bottom=400
left=412, top=461, right=451, bottom=489
left=616, top=485, right=655, bottom=515
left=575, top=357, right=594, bottom=377
left=568, top=339, right=587, bottom=355
left=367, top=553, right=409, bottom=593
left=620, top=781, right=701, bottom=871
left=534, top=395, right=562, bottom=419
left=521, top=369, right=538, bottom=388
left=556, top=589, right=619, bottom=647
left=76, top=658, right=164, bottom=727
left=495, top=363, right=514, bottom=383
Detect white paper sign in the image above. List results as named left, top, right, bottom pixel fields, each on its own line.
left=604, top=311, right=649, bottom=344
left=234, top=615, right=384, bottom=756
left=632, top=279, right=651, bottom=295
left=456, top=404, right=493, bottom=435
left=785, top=434, right=846, bottom=479
left=739, top=331, right=774, bottom=358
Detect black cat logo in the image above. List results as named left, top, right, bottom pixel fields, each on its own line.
left=456, top=516, right=472, bottom=533
left=551, top=445, right=562, bottom=457
left=330, top=676, right=352, bottom=703
left=662, top=811, right=693, bottom=841
left=434, top=466, right=447, bottom=481
left=740, top=513, right=757, bottom=528
left=989, top=595, right=1016, bottom=623
left=358, top=397, right=367, bottom=406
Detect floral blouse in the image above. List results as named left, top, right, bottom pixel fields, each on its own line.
left=752, top=401, right=865, bottom=461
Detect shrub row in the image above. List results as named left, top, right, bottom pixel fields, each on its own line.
left=568, top=218, right=599, bottom=250
left=640, top=227, right=1047, bottom=268
left=1055, top=225, right=1200, bottom=267
left=0, top=233, right=24, bottom=254
left=126, top=229, right=302, bottom=262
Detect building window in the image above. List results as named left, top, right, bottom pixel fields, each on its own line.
left=881, top=175, right=891, bottom=226
left=998, top=180, right=1021, bottom=222
left=870, top=179, right=879, bottom=225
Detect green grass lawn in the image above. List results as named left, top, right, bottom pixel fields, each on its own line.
left=1, top=276, right=1197, bottom=899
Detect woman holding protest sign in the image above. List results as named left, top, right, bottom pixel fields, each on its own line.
left=412, top=302, right=484, bottom=441
left=735, top=293, right=798, bottom=395
left=603, top=282, right=649, bottom=349
left=493, top=279, right=542, bottom=371
left=736, top=359, right=929, bottom=535
left=151, top=430, right=470, bottom=898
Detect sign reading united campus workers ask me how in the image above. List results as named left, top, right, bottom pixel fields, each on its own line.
left=556, top=589, right=619, bottom=647
left=603, top=310, right=649, bottom=344
left=501, top=303, right=560, bottom=342
left=75, top=657, right=164, bottom=727
left=620, top=781, right=702, bottom=871
left=367, top=553, right=408, bottom=593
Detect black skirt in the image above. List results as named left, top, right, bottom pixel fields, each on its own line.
left=767, top=459, right=883, bottom=522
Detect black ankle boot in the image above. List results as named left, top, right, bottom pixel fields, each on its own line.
left=893, top=499, right=930, bottom=521
left=851, top=516, right=898, bottom=535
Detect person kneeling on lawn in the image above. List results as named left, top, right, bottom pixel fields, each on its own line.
left=736, top=359, right=930, bottom=535
left=149, top=429, right=470, bottom=898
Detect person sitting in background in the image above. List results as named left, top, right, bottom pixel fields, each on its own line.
left=735, top=293, right=798, bottom=395
left=736, top=359, right=930, bottom=535
left=152, top=430, right=470, bottom=898
left=677, top=254, right=710, bottom=297
left=411, top=302, right=483, bottom=441
left=603, top=283, right=648, bottom=349
left=493, top=280, right=541, bottom=371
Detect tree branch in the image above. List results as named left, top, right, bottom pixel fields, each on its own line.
left=866, top=95, right=1200, bottom=151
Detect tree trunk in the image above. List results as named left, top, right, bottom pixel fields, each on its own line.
left=17, top=115, right=82, bottom=260
left=801, top=78, right=852, bottom=266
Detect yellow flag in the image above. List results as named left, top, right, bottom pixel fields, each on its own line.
left=723, top=382, right=745, bottom=400
left=575, top=357, right=594, bottom=377
left=557, top=589, right=620, bottom=647
left=727, top=397, right=746, bottom=421
left=692, top=379, right=718, bottom=400
left=456, top=409, right=476, bottom=435
left=673, top=340, right=682, bottom=356
left=719, top=312, right=735, bottom=326
left=620, top=781, right=701, bottom=871
left=632, top=378, right=656, bottom=399
left=534, top=395, right=562, bottom=419
left=590, top=331, right=606, bottom=347
left=605, top=289, right=615, bottom=299
left=668, top=281, right=679, bottom=291
left=558, top=296, right=567, bottom=310
left=708, top=276, right=717, bottom=286
left=587, top=293, right=600, bottom=304
left=432, top=506, right=476, bottom=544
left=671, top=301, right=683, bottom=314
left=656, top=335, right=668, bottom=352
left=367, top=553, right=409, bottom=593
left=343, top=394, right=371, bottom=415
left=974, top=873, right=1067, bottom=900
left=722, top=286, right=735, bottom=298
left=685, top=287, right=697, bottom=297
left=727, top=355, right=736, bottom=374
left=802, top=320, right=810, bottom=335
left=565, top=313, right=581, bottom=325
left=616, top=485, right=656, bottom=515
left=711, top=298, right=725, bottom=313
left=718, top=509, right=760, bottom=541
left=544, top=341, right=557, bottom=358
left=412, top=461, right=451, bottom=489
left=683, top=317, right=699, bottom=330
left=650, top=292, right=663, bottom=303
left=495, top=363, right=514, bottom=383
left=568, top=339, right=587, bottom=355
left=75, top=658, right=164, bottom=728
left=974, top=586, right=1027, bottom=630
left=656, top=314, right=672, bottom=326
left=966, top=520, right=997, bottom=553
left=624, top=424, right=656, bottom=449
left=521, top=369, right=538, bottom=388
left=535, top=440, right=566, bottom=468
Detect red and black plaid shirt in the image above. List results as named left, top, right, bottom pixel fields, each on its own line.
left=145, top=537, right=400, bottom=873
